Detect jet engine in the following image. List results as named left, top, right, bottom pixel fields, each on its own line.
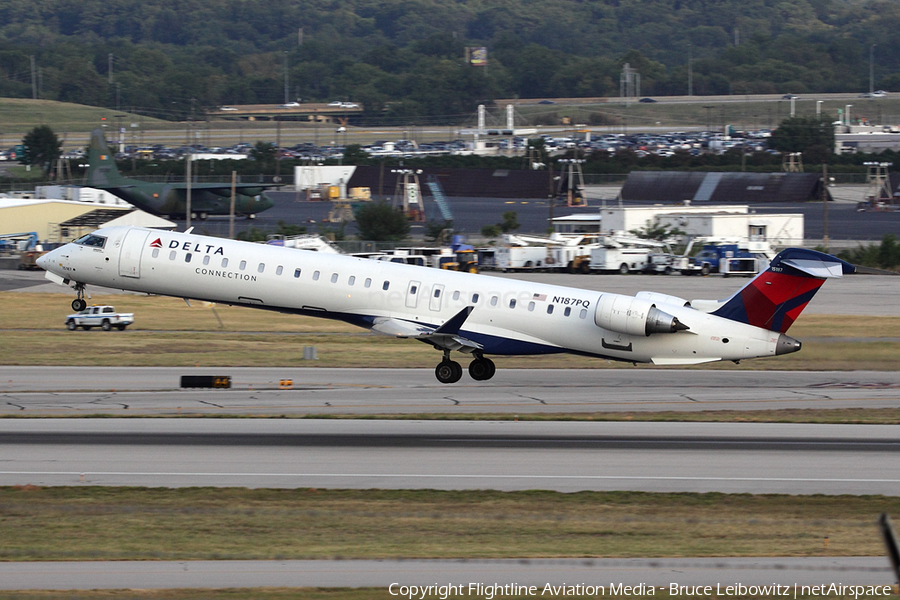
left=594, top=294, right=690, bottom=337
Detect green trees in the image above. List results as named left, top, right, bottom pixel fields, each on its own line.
left=1, top=0, right=899, bottom=117
left=770, top=117, right=835, bottom=155
left=837, top=235, right=900, bottom=271
left=21, top=125, right=62, bottom=174
left=354, top=202, right=411, bottom=241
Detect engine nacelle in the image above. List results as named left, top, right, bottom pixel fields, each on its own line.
left=634, top=291, right=691, bottom=308
left=594, top=294, right=689, bottom=337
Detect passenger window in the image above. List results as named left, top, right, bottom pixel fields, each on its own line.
left=471, top=293, right=479, bottom=303
left=276, top=266, right=283, bottom=276
left=203, top=255, right=210, bottom=266
left=528, top=301, right=535, bottom=311
left=152, top=248, right=160, bottom=259
left=185, top=253, right=192, bottom=263
left=509, top=299, right=516, bottom=309
left=579, top=309, right=587, bottom=319
left=383, top=281, right=390, bottom=291
left=547, top=305, right=554, bottom=314
left=169, top=250, right=177, bottom=260
left=410, top=285, right=417, bottom=294
left=313, top=271, right=320, bottom=281
left=365, top=278, right=372, bottom=288
left=349, top=276, right=356, bottom=286
left=490, top=296, right=498, bottom=306
left=564, top=307, right=571, bottom=317
left=258, top=263, right=265, bottom=273
left=453, top=291, right=460, bottom=301
left=434, top=288, right=441, bottom=298
left=222, top=258, right=229, bottom=268
left=239, top=260, right=247, bottom=270
left=331, top=273, right=338, bottom=283
left=294, top=268, right=301, bottom=278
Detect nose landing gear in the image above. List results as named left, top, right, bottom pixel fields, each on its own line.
left=71, top=283, right=87, bottom=312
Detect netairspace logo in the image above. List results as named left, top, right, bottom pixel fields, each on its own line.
left=387, top=582, right=897, bottom=599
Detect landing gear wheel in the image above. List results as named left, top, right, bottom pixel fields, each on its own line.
left=72, top=298, right=87, bottom=311
left=468, top=357, right=496, bottom=381
left=435, top=360, right=463, bottom=384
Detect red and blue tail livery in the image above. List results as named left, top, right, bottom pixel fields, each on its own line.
left=713, top=248, right=855, bottom=333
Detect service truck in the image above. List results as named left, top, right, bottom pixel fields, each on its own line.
left=65, top=305, right=134, bottom=331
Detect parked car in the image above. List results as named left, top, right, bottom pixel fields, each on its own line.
left=638, top=97, right=657, bottom=103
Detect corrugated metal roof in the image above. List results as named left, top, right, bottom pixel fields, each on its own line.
left=346, top=166, right=553, bottom=199
left=621, top=171, right=823, bottom=203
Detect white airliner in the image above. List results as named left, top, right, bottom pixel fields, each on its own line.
left=36, top=226, right=854, bottom=383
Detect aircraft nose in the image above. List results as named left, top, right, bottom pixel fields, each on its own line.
left=35, top=251, right=51, bottom=271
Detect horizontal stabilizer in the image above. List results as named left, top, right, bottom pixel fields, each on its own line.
left=710, top=248, right=854, bottom=333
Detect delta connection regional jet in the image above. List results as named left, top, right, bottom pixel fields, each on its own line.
left=37, top=226, right=854, bottom=383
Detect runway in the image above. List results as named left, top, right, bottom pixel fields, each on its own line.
left=0, top=557, right=892, bottom=590
left=3, top=366, right=900, bottom=415
left=1, top=419, right=898, bottom=494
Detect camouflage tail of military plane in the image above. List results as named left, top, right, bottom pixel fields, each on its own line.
left=85, top=129, right=275, bottom=219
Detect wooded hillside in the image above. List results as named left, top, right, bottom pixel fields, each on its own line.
left=1, top=0, right=897, bottom=122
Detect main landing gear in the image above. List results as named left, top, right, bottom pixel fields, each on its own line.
left=434, top=351, right=496, bottom=384
left=71, top=283, right=87, bottom=312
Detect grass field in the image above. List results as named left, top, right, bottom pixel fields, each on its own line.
left=1, top=292, right=898, bottom=371
left=1, top=487, right=896, bottom=561
left=4, top=95, right=900, bottom=150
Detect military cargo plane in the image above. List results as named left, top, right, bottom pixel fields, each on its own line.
left=85, top=129, right=275, bottom=219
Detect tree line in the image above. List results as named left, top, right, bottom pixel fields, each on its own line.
left=1, top=0, right=898, bottom=121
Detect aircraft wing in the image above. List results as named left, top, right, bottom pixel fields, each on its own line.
left=370, top=307, right=483, bottom=352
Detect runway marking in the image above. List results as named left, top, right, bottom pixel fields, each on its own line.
left=3, top=471, right=900, bottom=484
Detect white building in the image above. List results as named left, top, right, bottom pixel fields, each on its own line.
left=561, top=204, right=804, bottom=248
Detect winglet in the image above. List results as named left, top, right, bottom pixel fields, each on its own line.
left=434, top=306, right=474, bottom=335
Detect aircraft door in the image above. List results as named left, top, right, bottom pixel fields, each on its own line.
left=406, top=280, right=421, bottom=309
left=118, top=229, right=150, bottom=278
left=429, top=284, right=444, bottom=312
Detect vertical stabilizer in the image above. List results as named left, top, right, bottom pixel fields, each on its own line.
left=87, top=128, right=127, bottom=187
left=712, top=248, right=855, bottom=333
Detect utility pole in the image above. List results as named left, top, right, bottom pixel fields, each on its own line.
left=229, top=171, right=236, bottom=239
left=687, top=45, right=693, bottom=97
left=283, top=51, right=289, bottom=104
left=870, top=44, right=876, bottom=94
left=30, top=56, right=37, bottom=99
left=822, top=162, right=829, bottom=251
left=185, top=153, right=192, bottom=230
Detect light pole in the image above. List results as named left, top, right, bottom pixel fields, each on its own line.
left=816, top=100, right=823, bottom=119
left=283, top=51, right=289, bottom=104
left=870, top=44, right=876, bottom=95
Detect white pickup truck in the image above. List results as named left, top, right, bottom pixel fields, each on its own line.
left=65, top=305, right=134, bottom=331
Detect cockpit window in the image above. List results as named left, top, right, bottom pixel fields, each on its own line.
left=73, top=234, right=107, bottom=248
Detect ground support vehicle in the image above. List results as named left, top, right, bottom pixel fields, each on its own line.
left=589, top=246, right=651, bottom=274
left=678, top=240, right=774, bottom=277
left=495, top=245, right=550, bottom=271
left=65, top=306, right=134, bottom=331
